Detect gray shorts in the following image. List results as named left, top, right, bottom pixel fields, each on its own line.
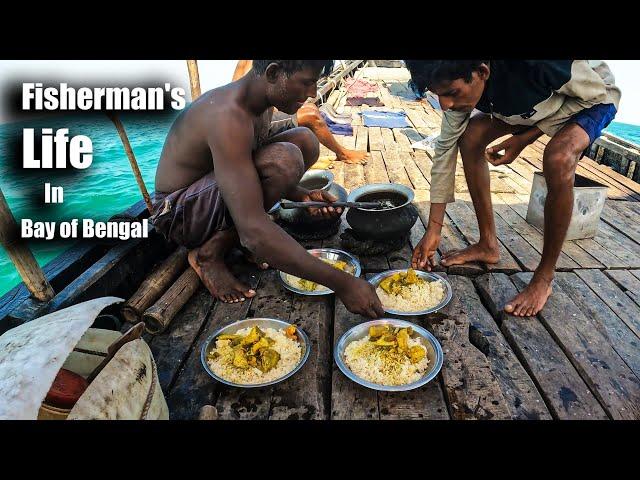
left=267, top=111, right=299, bottom=139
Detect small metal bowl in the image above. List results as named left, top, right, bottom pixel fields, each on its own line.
left=368, top=269, right=453, bottom=316
left=334, top=319, right=444, bottom=392
left=280, top=248, right=361, bottom=296
left=200, top=318, right=310, bottom=388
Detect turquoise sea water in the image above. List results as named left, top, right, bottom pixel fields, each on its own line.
left=605, top=121, right=640, bottom=146
left=0, top=113, right=178, bottom=298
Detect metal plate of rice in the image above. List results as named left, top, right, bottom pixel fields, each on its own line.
left=334, top=319, right=444, bottom=392
left=279, top=248, right=361, bottom=296
left=368, top=269, right=453, bottom=316
left=200, top=318, right=310, bottom=388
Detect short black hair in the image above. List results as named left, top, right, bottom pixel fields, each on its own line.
left=252, top=60, right=334, bottom=77
left=404, top=60, right=488, bottom=97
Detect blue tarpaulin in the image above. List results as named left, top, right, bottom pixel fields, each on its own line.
left=320, top=111, right=353, bottom=136
left=361, top=110, right=411, bottom=128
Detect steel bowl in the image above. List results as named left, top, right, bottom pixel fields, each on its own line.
left=279, top=248, right=361, bottom=296
left=299, top=169, right=334, bottom=191
left=334, top=319, right=444, bottom=392
left=200, top=318, right=310, bottom=388
left=368, top=269, right=453, bottom=316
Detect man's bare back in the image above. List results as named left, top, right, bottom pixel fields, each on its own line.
left=155, top=84, right=270, bottom=194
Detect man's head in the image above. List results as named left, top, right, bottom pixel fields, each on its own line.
left=252, top=60, right=334, bottom=114
left=404, top=60, right=490, bottom=112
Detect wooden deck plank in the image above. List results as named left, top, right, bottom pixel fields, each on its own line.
left=513, top=272, right=640, bottom=419
left=555, top=272, right=640, bottom=379
left=368, top=126, right=384, bottom=151
left=167, top=267, right=259, bottom=420
left=452, top=276, right=552, bottom=419
left=392, top=127, right=415, bottom=152
left=381, top=149, right=412, bottom=188
left=601, top=202, right=640, bottom=245
left=412, top=151, right=433, bottom=184
left=430, top=273, right=512, bottom=419
left=445, top=198, right=521, bottom=273
left=605, top=269, right=640, bottom=306
left=331, top=297, right=379, bottom=419
left=402, top=154, right=430, bottom=190
left=574, top=269, right=640, bottom=340
left=269, top=294, right=332, bottom=420
left=150, top=287, right=215, bottom=392
left=214, top=269, right=295, bottom=419
left=583, top=157, right=640, bottom=196
left=475, top=273, right=608, bottom=419
left=364, top=151, right=391, bottom=184
left=354, top=125, right=368, bottom=153
left=380, top=128, right=397, bottom=152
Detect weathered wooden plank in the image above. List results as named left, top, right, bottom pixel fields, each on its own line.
left=331, top=157, right=345, bottom=187
left=368, top=126, right=384, bottom=151
left=269, top=293, right=332, bottom=420
left=402, top=153, right=430, bottom=190
left=405, top=107, right=428, bottom=129
left=492, top=193, right=582, bottom=270
left=392, top=127, right=415, bottom=152
left=363, top=151, right=390, bottom=184
left=380, top=128, right=397, bottom=152
left=513, top=271, right=640, bottom=419
left=555, top=272, right=640, bottom=379
left=214, top=269, right=295, bottom=420
left=151, top=287, right=215, bottom=392
left=378, top=382, right=450, bottom=420
left=583, top=157, right=640, bottom=196
left=452, top=275, right=551, bottom=419
left=504, top=195, right=607, bottom=269
left=475, top=272, right=608, bottom=419
left=343, top=162, right=366, bottom=193
left=605, top=269, right=640, bottom=306
left=381, top=149, right=412, bottom=187
left=445, top=198, right=521, bottom=273
left=431, top=274, right=512, bottom=420
left=574, top=269, right=640, bottom=340
left=574, top=238, right=629, bottom=269
left=331, top=297, right=379, bottom=420
left=354, top=124, right=368, bottom=153
left=387, top=242, right=414, bottom=270
left=167, top=267, right=259, bottom=420
left=413, top=151, right=433, bottom=184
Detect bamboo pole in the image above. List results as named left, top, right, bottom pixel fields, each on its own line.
left=0, top=188, right=55, bottom=301
left=142, top=267, right=201, bottom=334
left=107, top=112, right=153, bottom=214
left=186, top=60, right=201, bottom=101
left=121, top=246, right=189, bottom=323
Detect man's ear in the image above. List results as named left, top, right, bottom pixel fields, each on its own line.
left=264, top=63, right=281, bottom=84
left=477, top=63, right=490, bottom=81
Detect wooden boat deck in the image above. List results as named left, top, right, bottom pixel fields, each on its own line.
left=3, top=65, right=640, bottom=420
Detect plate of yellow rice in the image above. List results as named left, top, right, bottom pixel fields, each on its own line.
left=368, top=269, right=452, bottom=316
left=201, top=318, right=310, bottom=388
left=334, top=319, right=443, bottom=391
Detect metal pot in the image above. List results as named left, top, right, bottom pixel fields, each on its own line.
left=346, top=183, right=418, bottom=240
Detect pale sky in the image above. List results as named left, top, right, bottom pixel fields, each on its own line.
left=0, top=60, right=638, bottom=125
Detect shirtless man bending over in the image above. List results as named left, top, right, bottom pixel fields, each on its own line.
left=152, top=60, right=383, bottom=318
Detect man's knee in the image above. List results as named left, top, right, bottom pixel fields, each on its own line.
left=459, top=116, right=492, bottom=158
left=293, top=126, right=320, bottom=168
left=543, top=146, right=577, bottom=190
left=257, top=142, right=305, bottom=182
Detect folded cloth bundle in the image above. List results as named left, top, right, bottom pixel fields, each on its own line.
left=346, top=96, right=384, bottom=107
left=344, top=78, right=379, bottom=96
left=320, top=111, right=353, bottom=135
left=361, top=110, right=412, bottom=128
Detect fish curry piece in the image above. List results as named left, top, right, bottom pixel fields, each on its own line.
left=367, top=324, right=426, bottom=364
left=214, top=326, right=285, bottom=373
left=378, top=268, right=425, bottom=295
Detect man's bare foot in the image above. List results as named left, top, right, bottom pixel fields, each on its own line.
left=504, top=274, right=553, bottom=317
left=187, top=229, right=256, bottom=303
left=337, top=149, right=369, bottom=165
left=440, top=242, right=500, bottom=266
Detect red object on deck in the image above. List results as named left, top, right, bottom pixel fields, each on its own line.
left=44, top=369, right=89, bottom=409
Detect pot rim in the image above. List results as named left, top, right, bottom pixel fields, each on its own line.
left=347, top=183, right=415, bottom=211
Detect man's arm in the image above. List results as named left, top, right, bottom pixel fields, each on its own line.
left=208, top=108, right=383, bottom=317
